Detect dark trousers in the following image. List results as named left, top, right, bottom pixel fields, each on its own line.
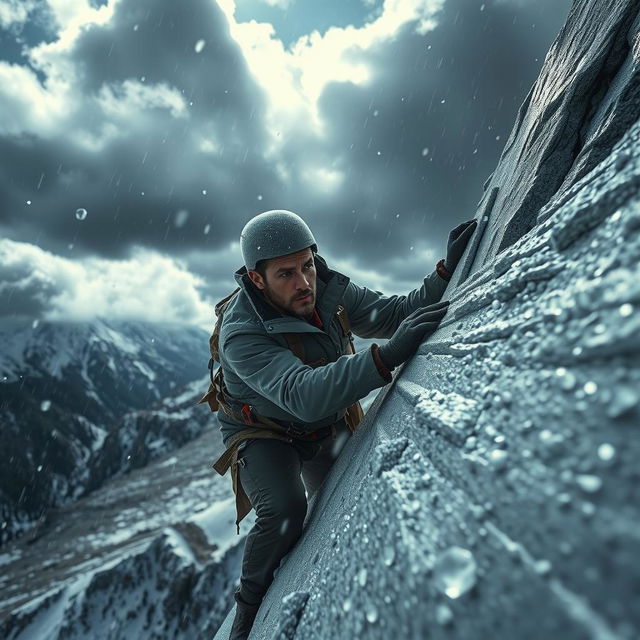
left=235, top=420, right=351, bottom=606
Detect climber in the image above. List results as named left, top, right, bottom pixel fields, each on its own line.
left=212, top=209, right=477, bottom=639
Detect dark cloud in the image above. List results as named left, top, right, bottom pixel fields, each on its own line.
left=0, top=0, right=572, bottom=303
left=270, top=0, right=572, bottom=273
left=0, top=0, right=274, bottom=258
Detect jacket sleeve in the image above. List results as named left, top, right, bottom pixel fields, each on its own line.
left=342, top=267, right=449, bottom=339
left=222, top=330, right=390, bottom=425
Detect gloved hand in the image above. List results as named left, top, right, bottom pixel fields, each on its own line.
left=445, top=219, right=477, bottom=273
left=378, top=300, right=450, bottom=370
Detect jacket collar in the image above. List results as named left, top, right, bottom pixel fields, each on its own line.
left=232, top=253, right=350, bottom=334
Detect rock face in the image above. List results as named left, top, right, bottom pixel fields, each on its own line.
left=215, top=1, right=640, bottom=638
left=0, top=319, right=211, bottom=544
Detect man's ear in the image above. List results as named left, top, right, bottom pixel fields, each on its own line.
left=247, top=269, right=266, bottom=290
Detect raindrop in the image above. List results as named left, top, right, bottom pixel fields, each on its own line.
left=37, top=465, right=43, bottom=472
left=377, top=150, right=382, bottom=156
left=174, top=209, right=189, bottom=228
left=195, top=39, right=206, bottom=53
left=480, top=3, right=485, bottom=10
left=357, top=567, right=368, bottom=587
left=202, top=189, right=207, bottom=195
left=204, top=224, right=211, bottom=235
left=32, top=319, right=39, bottom=329
left=421, top=147, right=429, bottom=156
left=619, top=303, right=633, bottom=317
left=373, top=109, right=379, bottom=117
left=433, top=546, right=477, bottom=599
left=75, top=208, right=88, bottom=221
left=40, top=400, right=51, bottom=412
left=133, top=24, right=139, bottom=31
left=342, top=598, right=352, bottom=613
left=440, top=99, right=446, bottom=104
left=140, top=75, right=146, bottom=82
left=26, top=200, right=32, bottom=205
left=257, top=194, right=263, bottom=200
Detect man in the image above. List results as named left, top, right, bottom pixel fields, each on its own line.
left=216, top=210, right=476, bottom=639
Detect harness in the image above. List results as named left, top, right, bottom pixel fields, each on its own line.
left=198, top=296, right=364, bottom=532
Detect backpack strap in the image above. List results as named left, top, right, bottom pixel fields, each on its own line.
left=283, top=333, right=306, bottom=361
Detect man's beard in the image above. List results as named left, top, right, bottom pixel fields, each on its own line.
left=262, top=287, right=314, bottom=319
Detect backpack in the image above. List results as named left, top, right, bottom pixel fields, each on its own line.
left=197, top=287, right=241, bottom=413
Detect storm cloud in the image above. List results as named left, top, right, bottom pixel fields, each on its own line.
left=0, top=0, right=571, bottom=324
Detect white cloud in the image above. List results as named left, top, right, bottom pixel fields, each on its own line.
left=220, top=0, right=444, bottom=147
left=0, top=239, right=213, bottom=327
left=257, top=0, right=294, bottom=8
left=0, top=0, right=39, bottom=27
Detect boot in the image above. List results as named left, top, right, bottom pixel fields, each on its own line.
left=229, top=591, right=261, bottom=640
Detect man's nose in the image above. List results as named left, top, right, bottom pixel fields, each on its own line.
left=295, top=271, right=310, bottom=288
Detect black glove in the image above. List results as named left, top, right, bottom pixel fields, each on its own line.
left=445, top=219, right=477, bottom=273
left=378, top=300, right=450, bottom=370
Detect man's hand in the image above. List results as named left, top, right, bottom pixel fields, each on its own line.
left=378, top=300, right=450, bottom=370
left=445, top=219, right=477, bottom=273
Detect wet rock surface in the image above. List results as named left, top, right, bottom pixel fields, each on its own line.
left=216, top=1, right=640, bottom=637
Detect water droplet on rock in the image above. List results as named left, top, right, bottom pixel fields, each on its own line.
left=365, top=602, right=378, bottom=623
left=575, top=474, right=602, bottom=493
left=435, top=603, right=453, bottom=625
left=433, top=546, right=477, bottom=599
left=597, top=443, right=616, bottom=462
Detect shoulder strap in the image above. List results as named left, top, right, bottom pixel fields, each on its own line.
left=336, top=304, right=356, bottom=355
left=210, top=287, right=241, bottom=361
left=283, top=333, right=306, bottom=361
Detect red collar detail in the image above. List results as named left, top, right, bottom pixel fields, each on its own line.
left=309, top=306, right=323, bottom=328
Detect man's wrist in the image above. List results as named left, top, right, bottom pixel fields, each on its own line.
left=371, top=344, right=393, bottom=382
left=436, top=258, right=452, bottom=281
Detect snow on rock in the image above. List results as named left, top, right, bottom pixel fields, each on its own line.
left=396, top=380, right=480, bottom=446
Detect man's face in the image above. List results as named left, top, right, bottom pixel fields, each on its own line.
left=248, top=247, right=317, bottom=320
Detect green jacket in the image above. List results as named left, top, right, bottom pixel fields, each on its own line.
left=217, top=253, right=448, bottom=446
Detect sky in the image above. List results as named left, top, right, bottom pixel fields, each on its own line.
left=0, top=0, right=572, bottom=330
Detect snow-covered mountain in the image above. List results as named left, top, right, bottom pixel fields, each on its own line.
left=0, top=319, right=212, bottom=544
left=0, top=427, right=251, bottom=640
